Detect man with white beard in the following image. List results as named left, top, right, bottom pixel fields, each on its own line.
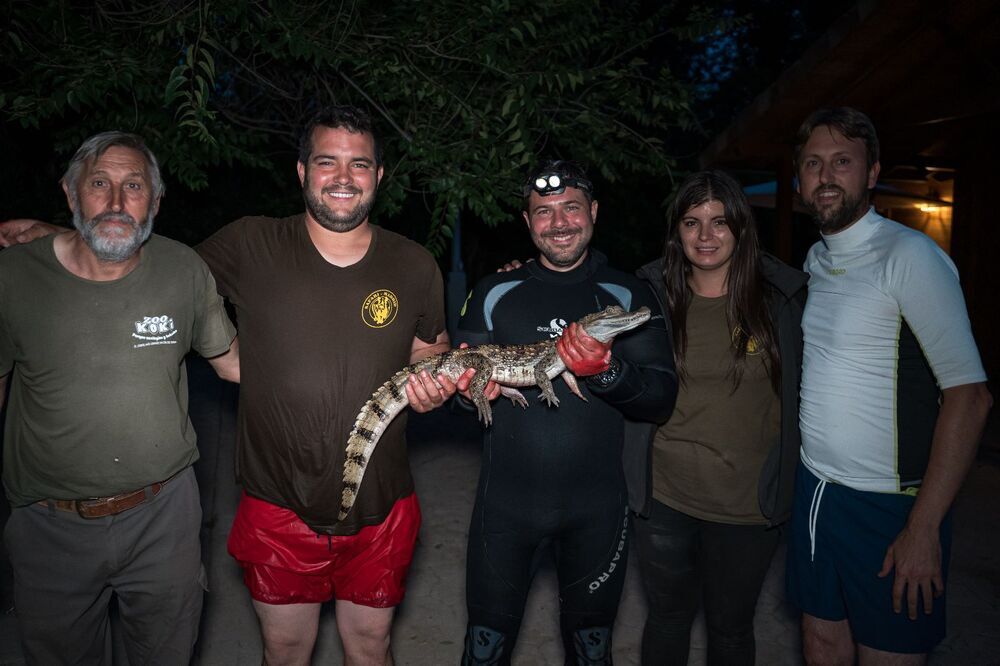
left=0, top=131, right=239, bottom=664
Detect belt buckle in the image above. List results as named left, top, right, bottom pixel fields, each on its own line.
left=76, top=496, right=111, bottom=518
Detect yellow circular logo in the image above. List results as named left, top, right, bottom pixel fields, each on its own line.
left=362, top=289, right=399, bottom=328
left=732, top=325, right=761, bottom=355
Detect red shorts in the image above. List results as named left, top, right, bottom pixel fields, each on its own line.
left=227, top=492, right=421, bottom=607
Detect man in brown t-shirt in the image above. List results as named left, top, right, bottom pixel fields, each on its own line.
left=196, top=105, right=483, bottom=666
left=0, top=106, right=480, bottom=665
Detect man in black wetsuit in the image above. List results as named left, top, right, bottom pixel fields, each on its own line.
left=457, top=160, right=678, bottom=665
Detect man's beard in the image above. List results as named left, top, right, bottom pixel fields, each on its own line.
left=303, top=184, right=375, bottom=233
left=73, top=209, right=153, bottom=262
left=804, top=185, right=869, bottom=234
left=533, top=227, right=592, bottom=269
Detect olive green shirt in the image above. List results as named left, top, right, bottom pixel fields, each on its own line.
left=651, top=294, right=780, bottom=524
left=0, top=235, right=236, bottom=505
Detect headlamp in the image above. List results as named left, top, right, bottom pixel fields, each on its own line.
left=530, top=172, right=593, bottom=197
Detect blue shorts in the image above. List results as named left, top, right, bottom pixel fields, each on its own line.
left=786, top=462, right=951, bottom=654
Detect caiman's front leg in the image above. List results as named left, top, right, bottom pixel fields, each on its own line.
left=533, top=369, right=588, bottom=405
left=534, top=366, right=560, bottom=407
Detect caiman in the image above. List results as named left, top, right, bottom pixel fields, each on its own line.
left=339, top=305, right=651, bottom=520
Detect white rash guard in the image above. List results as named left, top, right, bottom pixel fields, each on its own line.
left=799, top=208, right=986, bottom=493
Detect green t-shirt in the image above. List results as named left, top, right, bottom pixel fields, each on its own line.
left=0, top=234, right=236, bottom=505
left=651, top=293, right=780, bottom=524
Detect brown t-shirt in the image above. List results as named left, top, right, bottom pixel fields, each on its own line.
left=651, top=294, right=780, bottom=524
left=197, top=216, right=445, bottom=534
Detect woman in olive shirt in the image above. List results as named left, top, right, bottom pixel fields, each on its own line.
left=631, top=171, right=807, bottom=664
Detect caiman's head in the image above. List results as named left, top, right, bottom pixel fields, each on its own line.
left=577, top=305, right=651, bottom=342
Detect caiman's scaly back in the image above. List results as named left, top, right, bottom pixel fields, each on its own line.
left=338, top=305, right=651, bottom=520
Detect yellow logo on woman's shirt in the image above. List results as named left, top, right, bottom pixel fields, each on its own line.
left=732, top=325, right=761, bottom=355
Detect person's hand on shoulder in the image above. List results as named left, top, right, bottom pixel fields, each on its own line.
left=496, top=258, right=531, bottom=273
left=0, top=219, right=65, bottom=248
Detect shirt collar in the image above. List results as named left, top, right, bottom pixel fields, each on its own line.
left=821, top=207, right=880, bottom=253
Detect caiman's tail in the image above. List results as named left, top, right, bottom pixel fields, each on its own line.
left=339, top=368, right=413, bottom=520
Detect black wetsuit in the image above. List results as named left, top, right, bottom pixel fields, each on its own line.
left=457, top=252, right=677, bottom=665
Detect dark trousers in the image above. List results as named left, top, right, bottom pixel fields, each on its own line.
left=633, top=499, right=779, bottom=666
left=4, top=467, right=205, bottom=666
left=464, top=495, right=630, bottom=665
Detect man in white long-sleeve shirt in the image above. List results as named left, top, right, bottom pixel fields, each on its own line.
left=786, top=107, right=992, bottom=665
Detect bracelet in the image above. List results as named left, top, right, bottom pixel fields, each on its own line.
left=589, top=356, right=621, bottom=388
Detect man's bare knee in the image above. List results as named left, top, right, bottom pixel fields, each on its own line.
left=802, top=615, right=854, bottom=666
left=260, top=629, right=316, bottom=666
left=253, top=601, right=320, bottom=666
left=341, top=624, right=392, bottom=666
left=336, top=600, right=394, bottom=666
left=342, top=630, right=391, bottom=666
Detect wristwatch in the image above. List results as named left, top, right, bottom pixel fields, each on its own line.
left=589, top=356, right=621, bottom=388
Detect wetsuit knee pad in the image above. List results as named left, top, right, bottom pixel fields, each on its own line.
left=463, top=624, right=509, bottom=665
left=572, top=626, right=613, bottom=665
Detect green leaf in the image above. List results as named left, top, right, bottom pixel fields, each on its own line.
left=198, top=59, right=214, bottom=80
left=501, top=92, right=516, bottom=116
left=165, top=77, right=185, bottom=103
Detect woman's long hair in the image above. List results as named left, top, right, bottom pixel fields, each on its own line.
left=661, top=170, right=780, bottom=393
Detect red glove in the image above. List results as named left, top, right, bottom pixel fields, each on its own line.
left=557, top=322, right=612, bottom=376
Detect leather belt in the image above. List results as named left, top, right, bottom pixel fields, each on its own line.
left=38, top=478, right=169, bottom=519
